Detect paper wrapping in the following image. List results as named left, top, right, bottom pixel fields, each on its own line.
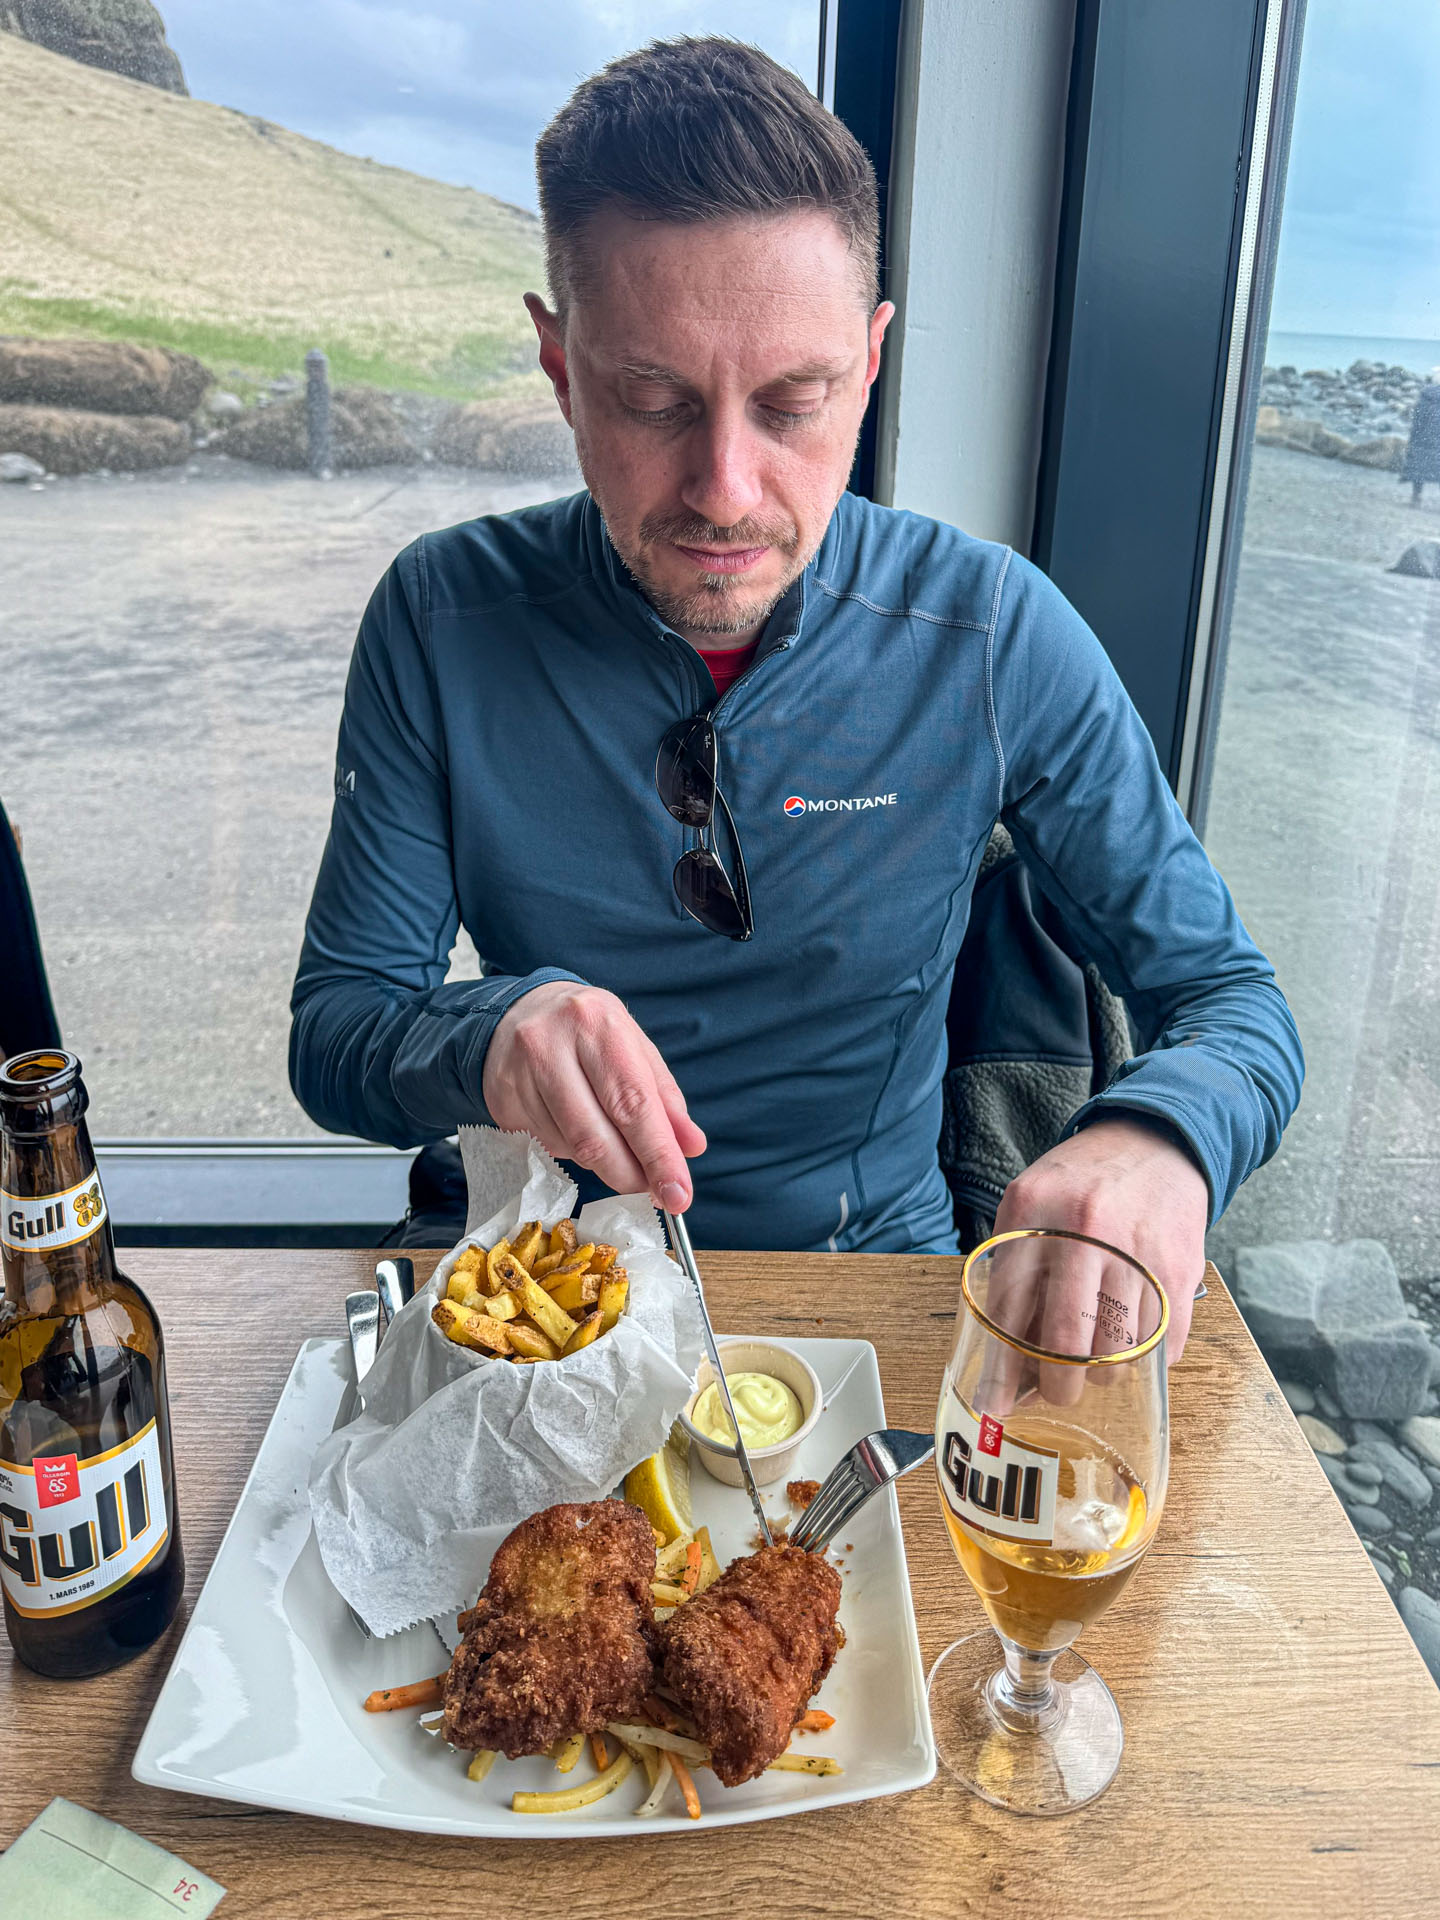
left=308, top=1127, right=705, bottom=1637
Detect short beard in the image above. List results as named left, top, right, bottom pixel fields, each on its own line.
left=601, top=503, right=807, bottom=637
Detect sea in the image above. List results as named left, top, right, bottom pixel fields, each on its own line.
left=1265, top=331, right=1440, bottom=376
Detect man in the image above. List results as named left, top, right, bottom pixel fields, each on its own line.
left=291, top=39, right=1302, bottom=1363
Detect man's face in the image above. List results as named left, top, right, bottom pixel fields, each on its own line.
left=526, top=209, right=892, bottom=643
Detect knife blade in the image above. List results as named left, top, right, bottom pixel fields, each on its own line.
left=663, top=1209, right=773, bottom=1548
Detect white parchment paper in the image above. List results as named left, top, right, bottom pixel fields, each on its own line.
left=307, top=1127, right=705, bottom=1636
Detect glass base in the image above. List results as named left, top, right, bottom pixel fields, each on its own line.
left=927, top=1630, right=1124, bottom=1816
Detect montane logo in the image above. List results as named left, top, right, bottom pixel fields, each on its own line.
left=783, top=792, right=898, bottom=816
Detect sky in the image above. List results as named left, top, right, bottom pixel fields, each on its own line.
left=158, top=1, right=821, bottom=216
left=155, top=0, right=1438, bottom=341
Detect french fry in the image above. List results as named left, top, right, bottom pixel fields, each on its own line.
left=547, top=1271, right=601, bottom=1314
left=563, top=1311, right=602, bottom=1355
left=549, top=1219, right=579, bottom=1256
left=467, top=1749, right=497, bottom=1782
left=487, top=1247, right=531, bottom=1296
left=512, top=1748, right=631, bottom=1814
left=446, top=1271, right=474, bottom=1303
left=531, top=1250, right=567, bottom=1278
left=552, top=1732, right=584, bottom=1773
left=363, top=1675, right=444, bottom=1712
left=453, top=1245, right=484, bottom=1276
left=516, top=1277, right=579, bottom=1349
left=590, top=1243, right=619, bottom=1273
left=597, top=1271, right=628, bottom=1333
left=478, top=1288, right=522, bottom=1322
left=568, top=1244, right=596, bottom=1270
left=651, top=1581, right=688, bottom=1607
left=432, top=1299, right=511, bottom=1356
left=590, top=1732, right=609, bottom=1772
left=512, top=1223, right=546, bottom=1269
left=794, top=1709, right=836, bottom=1733
left=505, top=1319, right=560, bottom=1362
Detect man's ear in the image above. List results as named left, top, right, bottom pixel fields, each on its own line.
left=862, top=301, right=896, bottom=399
left=524, top=292, right=573, bottom=425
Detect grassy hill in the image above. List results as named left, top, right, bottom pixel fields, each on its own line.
left=0, top=31, right=546, bottom=397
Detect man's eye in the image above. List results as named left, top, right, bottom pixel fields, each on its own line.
left=760, top=404, right=820, bottom=428
left=622, top=402, right=688, bottom=425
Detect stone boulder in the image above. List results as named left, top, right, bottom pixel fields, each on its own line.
left=0, top=402, right=188, bottom=473
left=0, top=0, right=187, bottom=93
left=1337, top=435, right=1406, bottom=472
left=1233, top=1238, right=1433, bottom=1421
left=0, top=450, right=44, bottom=481
left=0, top=337, right=210, bottom=420
left=214, top=386, right=416, bottom=470
left=1254, top=413, right=1352, bottom=459
left=1390, top=540, right=1440, bottom=580
left=433, top=395, right=578, bottom=477
left=1397, top=1587, right=1440, bottom=1685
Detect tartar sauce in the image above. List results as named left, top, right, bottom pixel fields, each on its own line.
left=691, top=1371, right=803, bottom=1450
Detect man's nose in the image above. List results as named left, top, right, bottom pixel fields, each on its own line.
left=680, top=411, right=765, bottom=529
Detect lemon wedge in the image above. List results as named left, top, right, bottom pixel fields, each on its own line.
left=624, top=1427, right=693, bottom=1543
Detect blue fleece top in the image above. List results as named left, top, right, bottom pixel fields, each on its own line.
left=290, top=490, right=1302, bottom=1252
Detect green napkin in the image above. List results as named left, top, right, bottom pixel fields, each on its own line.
left=0, top=1799, right=224, bottom=1918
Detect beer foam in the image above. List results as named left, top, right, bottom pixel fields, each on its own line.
left=1050, top=1454, right=1129, bottom=1556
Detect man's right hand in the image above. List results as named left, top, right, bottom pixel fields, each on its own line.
left=482, top=981, right=706, bottom=1211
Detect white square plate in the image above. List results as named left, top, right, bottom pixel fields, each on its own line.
left=132, top=1336, right=935, bottom=1836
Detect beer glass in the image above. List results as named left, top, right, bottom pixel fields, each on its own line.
left=930, top=1229, right=1170, bottom=1815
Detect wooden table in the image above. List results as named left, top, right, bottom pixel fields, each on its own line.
left=3, top=1251, right=1438, bottom=1917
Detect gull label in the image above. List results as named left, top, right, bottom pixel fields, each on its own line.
left=2, top=1171, right=108, bottom=1252
left=938, top=1390, right=1059, bottom=1545
left=0, top=1420, right=168, bottom=1618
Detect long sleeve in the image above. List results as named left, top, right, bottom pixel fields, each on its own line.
left=288, top=544, right=585, bottom=1148
left=990, top=552, right=1304, bottom=1220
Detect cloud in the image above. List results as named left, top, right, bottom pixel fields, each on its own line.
left=160, top=0, right=820, bottom=208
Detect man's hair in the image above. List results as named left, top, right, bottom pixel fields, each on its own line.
left=536, top=37, right=880, bottom=317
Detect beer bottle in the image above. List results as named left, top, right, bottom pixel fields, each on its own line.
left=0, top=1050, right=184, bottom=1676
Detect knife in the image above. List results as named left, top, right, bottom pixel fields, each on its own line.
left=663, top=1209, right=773, bottom=1548
left=374, top=1256, right=414, bottom=1329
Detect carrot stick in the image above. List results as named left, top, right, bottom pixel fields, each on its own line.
left=363, top=1675, right=445, bottom=1713
left=642, top=1693, right=685, bottom=1732
left=795, top=1709, right=835, bottom=1733
left=590, top=1732, right=609, bottom=1771
left=667, top=1749, right=702, bottom=1820
left=680, top=1541, right=702, bottom=1597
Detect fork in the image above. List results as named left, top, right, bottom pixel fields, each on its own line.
left=789, top=1429, right=935, bottom=1554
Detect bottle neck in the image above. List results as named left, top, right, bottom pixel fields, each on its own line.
left=2, top=1115, right=115, bottom=1312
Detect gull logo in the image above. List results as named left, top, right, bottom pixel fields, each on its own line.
left=783, top=792, right=898, bottom=816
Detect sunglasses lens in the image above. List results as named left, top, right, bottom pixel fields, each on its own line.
left=674, top=849, right=751, bottom=940
left=656, top=717, right=716, bottom=827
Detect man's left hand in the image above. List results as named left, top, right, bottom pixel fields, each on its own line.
left=992, top=1114, right=1209, bottom=1365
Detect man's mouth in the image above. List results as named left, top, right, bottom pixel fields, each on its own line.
left=671, top=543, right=770, bottom=575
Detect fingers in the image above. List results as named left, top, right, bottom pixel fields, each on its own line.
left=483, top=983, right=703, bottom=1209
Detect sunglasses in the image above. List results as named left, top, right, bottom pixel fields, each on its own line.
left=655, top=713, right=753, bottom=940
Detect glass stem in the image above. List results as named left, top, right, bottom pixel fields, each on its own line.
left=987, top=1633, right=1065, bottom=1733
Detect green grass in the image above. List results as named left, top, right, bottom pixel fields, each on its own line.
left=0, top=290, right=535, bottom=400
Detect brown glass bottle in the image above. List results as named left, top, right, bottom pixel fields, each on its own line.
left=0, top=1050, right=184, bottom=1676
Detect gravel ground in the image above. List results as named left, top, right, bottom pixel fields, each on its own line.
left=0, top=455, right=571, bottom=1135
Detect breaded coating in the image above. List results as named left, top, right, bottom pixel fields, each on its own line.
left=442, top=1499, right=656, bottom=1757
left=655, top=1545, right=843, bottom=1785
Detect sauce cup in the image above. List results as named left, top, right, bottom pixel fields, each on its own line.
left=679, top=1338, right=823, bottom=1488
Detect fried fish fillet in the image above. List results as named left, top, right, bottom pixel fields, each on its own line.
left=442, top=1499, right=656, bottom=1757
left=655, top=1545, right=843, bottom=1785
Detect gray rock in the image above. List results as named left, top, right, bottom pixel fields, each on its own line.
left=1369, top=1553, right=1396, bottom=1588
left=1347, top=1479, right=1381, bottom=1506
left=205, top=390, right=244, bottom=421
left=1425, top=1465, right=1440, bottom=1491
left=1298, top=1414, right=1346, bottom=1455
left=1397, top=1587, right=1440, bottom=1684
left=1423, top=1392, right=1440, bottom=1417
left=1429, top=1345, right=1440, bottom=1385
left=1234, top=1239, right=1432, bottom=1420
left=1346, top=1456, right=1384, bottom=1486
left=1423, top=1525, right=1440, bottom=1545
left=1391, top=540, right=1440, bottom=580
left=1350, top=1504, right=1392, bottom=1537
left=1279, top=1380, right=1315, bottom=1414
left=1349, top=1429, right=1434, bottom=1506
left=0, top=451, right=45, bottom=482
left=1401, top=1416, right=1440, bottom=1470
left=1315, top=1384, right=1342, bottom=1420
left=1316, top=1452, right=1350, bottom=1489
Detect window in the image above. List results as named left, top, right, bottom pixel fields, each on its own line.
left=0, top=5, right=822, bottom=1198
